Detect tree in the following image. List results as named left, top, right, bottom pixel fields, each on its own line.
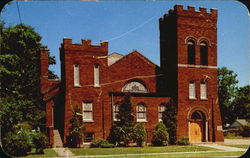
left=230, top=85, right=250, bottom=121
left=108, top=93, right=135, bottom=146
left=218, top=67, right=239, bottom=126
left=152, top=122, right=169, bottom=146
left=162, top=99, right=177, bottom=144
left=0, top=24, right=56, bottom=155
left=68, top=106, right=85, bottom=148
left=132, top=123, right=147, bottom=147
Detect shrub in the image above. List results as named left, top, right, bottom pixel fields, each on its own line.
left=32, top=131, right=49, bottom=154
left=152, top=122, right=169, bottom=146
left=132, top=123, right=147, bottom=147
left=3, top=128, right=33, bottom=157
left=176, top=136, right=190, bottom=145
left=100, top=143, right=115, bottom=148
left=90, top=139, right=109, bottom=148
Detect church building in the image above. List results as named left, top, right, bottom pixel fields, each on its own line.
left=40, top=5, right=224, bottom=147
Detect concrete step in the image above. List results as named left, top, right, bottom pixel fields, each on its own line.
left=53, top=129, right=63, bottom=147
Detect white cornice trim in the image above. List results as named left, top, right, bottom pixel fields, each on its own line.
left=178, top=64, right=217, bottom=69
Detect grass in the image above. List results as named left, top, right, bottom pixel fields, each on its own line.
left=24, top=148, right=58, bottom=157
left=70, top=145, right=218, bottom=156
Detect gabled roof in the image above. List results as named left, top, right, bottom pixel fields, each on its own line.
left=230, top=119, right=249, bottom=127
left=108, top=52, right=124, bottom=66
left=109, top=50, right=159, bottom=68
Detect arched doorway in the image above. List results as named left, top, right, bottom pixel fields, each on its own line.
left=189, top=110, right=206, bottom=142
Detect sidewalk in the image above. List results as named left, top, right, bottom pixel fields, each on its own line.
left=53, top=147, right=75, bottom=157
left=52, top=144, right=246, bottom=158
left=195, top=143, right=246, bottom=151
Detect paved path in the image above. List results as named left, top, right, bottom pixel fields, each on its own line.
left=195, top=143, right=246, bottom=151
left=224, top=138, right=250, bottom=145
left=53, top=147, right=75, bottom=157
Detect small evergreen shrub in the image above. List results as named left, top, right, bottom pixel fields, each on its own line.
left=32, top=131, right=49, bottom=154
left=132, top=123, right=147, bottom=147
left=176, top=136, right=190, bottom=145
left=100, top=143, right=115, bottom=148
left=90, top=139, right=109, bottom=148
left=152, top=122, right=169, bottom=146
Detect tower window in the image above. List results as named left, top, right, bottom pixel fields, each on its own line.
left=189, top=81, right=196, bottom=99
left=94, top=64, right=100, bottom=87
left=200, top=82, right=207, bottom=100
left=188, top=40, right=195, bottom=65
left=74, top=64, right=80, bottom=87
left=200, top=42, right=208, bottom=65
left=137, top=104, right=147, bottom=122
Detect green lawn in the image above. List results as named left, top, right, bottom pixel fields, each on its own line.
left=70, top=145, right=218, bottom=156
left=24, top=148, right=58, bottom=157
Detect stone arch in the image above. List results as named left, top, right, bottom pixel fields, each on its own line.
left=122, top=79, right=148, bottom=93
left=187, top=106, right=209, bottom=121
left=184, top=36, right=197, bottom=45
left=197, top=37, right=211, bottom=46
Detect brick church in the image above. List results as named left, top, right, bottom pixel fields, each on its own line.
left=40, top=5, right=224, bottom=147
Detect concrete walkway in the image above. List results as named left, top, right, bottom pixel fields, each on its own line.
left=195, top=143, right=246, bottom=151
left=53, top=148, right=75, bottom=157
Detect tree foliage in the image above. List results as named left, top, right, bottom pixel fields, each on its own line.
left=230, top=85, right=250, bottom=121
left=68, top=106, right=85, bottom=148
left=108, top=93, right=135, bottom=146
left=132, top=123, right=147, bottom=147
left=162, top=99, right=177, bottom=144
left=152, top=122, right=169, bottom=146
left=218, top=67, right=239, bottom=125
left=0, top=24, right=56, bottom=155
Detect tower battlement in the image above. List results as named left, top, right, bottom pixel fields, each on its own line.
left=61, top=38, right=108, bottom=53
left=160, top=5, right=217, bottom=21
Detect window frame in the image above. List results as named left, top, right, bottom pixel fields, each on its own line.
left=189, top=81, right=196, bottom=100
left=200, top=81, right=208, bottom=100
left=113, top=104, right=120, bottom=121
left=94, top=64, right=100, bottom=87
left=158, top=104, right=166, bottom=122
left=74, top=64, right=81, bottom=87
left=187, top=40, right=196, bottom=65
left=82, top=102, right=94, bottom=122
left=83, top=132, right=94, bottom=143
left=136, top=104, right=147, bottom=122
left=200, top=41, right=208, bottom=65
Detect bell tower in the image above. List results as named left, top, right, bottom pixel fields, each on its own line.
left=160, top=5, right=224, bottom=142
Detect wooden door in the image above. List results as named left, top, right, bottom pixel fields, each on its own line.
left=190, top=122, right=202, bottom=142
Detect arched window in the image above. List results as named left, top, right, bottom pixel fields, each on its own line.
left=188, top=40, right=195, bottom=65
left=137, top=103, right=146, bottom=122
left=200, top=42, right=208, bottom=65
left=122, top=81, right=148, bottom=93
left=191, top=111, right=205, bottom=121
left=158, top=104, right=166, bottom=122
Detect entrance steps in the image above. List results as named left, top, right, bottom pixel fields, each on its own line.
left=53, top=129, right=63, bottom=147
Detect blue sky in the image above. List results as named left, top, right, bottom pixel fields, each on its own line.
left=1, top=0, right=249, bottom=87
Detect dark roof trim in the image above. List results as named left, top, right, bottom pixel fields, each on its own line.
left=41, top=82, right=61, bottom=95
left=109, top=92, right=170, bottom=97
